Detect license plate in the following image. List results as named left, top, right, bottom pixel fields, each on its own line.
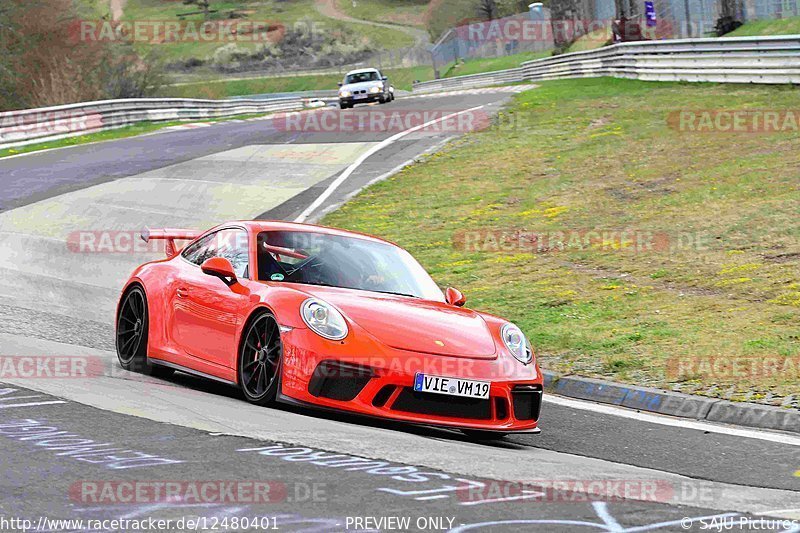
left=413, top=373, right=490, bottom=399
left=355, top=93, right=367, bottom=99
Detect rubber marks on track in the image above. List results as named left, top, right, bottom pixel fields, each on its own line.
left=160, top=123, right=214, bottom=132
left=158, top=117, right=268, bottom=133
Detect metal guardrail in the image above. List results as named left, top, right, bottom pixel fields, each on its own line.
left=413, top=35, right=800, bottom=93
left=0, top=96, right=306, bottom=150
left=411, top=68, right=525, bottom=94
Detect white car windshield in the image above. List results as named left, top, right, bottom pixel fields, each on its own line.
left=257, top=231, right=444, bottom=301
left=344, top=72, right=380, bottom=84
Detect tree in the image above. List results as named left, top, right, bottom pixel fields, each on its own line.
left=0, top=0, right=163, bottom=111
left=715, top=0, right=743, bottom=35
left=613, top=0, right=638, bottom=18
left=549, top=0, right=578, bottom=53
left=477, top=0, right=498, bottom=20
left=0, top=3, right=20, bottom=108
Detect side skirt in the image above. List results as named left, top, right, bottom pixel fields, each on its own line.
left=149, top=357, right=238, bottom=386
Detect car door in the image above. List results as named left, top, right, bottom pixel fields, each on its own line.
left=171, top=228, right=251, bottom=370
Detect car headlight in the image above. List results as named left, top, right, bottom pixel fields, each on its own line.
left=301, top=299, right=348, bottom=340
left=501, top=323, right=532, bottom=365
left=340, top=90, right=351, bottom=98
left=369, top=86, right=381, bottom=94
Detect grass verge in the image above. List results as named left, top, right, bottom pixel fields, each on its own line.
left=728, top=16, right=800, bottom=36
left=335, top=0, right=429, bottom=28
left=566, top=27, right=611, bottom=53
left=443, top=51, right=551, bottom=78
left=322, top=77, right=800, bottom=405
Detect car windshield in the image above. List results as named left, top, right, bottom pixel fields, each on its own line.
left=344, top=71, right=379, bottom=84
left=257, top=231, right=444, bottom=301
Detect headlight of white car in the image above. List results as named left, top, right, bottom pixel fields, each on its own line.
left=340, top=90, right=351, bottom=98
left=301, top=299, right=348, bottom=340
left=501, top=323, right=532, bottom=364
left=369, top=86, right=382, bottom=94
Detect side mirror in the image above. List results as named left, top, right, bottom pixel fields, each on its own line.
left=445, top=287, right=466, bottom=307
left=337, top=82, right=343, bottom=87
left=381, top=76, right=388, bottom=81
left=201, top=257, right=237, bottom=285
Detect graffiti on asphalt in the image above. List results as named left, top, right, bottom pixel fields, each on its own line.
left=0, top=418, right=182, bottom=469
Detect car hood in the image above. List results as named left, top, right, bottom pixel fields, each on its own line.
left=341, top=81, right=382, bottom=92
left=299, top=286, right=497, bottom=359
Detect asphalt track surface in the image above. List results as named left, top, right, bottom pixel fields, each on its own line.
left=0, top=90, right=798, bottom=532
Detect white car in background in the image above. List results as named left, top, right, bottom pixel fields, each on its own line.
left=338, top=68, right=394, bottom=109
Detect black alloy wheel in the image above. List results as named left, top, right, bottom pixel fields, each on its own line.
left=116, top=286, right=173, bottom=378
left=239, top=311, right=283, bottom=405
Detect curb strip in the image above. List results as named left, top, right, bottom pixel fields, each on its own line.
left=541, top=370, right=800, bottom=434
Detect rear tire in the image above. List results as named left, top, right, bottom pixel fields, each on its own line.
left=461, top=429, right=508, bottom=441
left=239, top=310, right=283, bottom=406
left=116, top=286, right=174, bottom=378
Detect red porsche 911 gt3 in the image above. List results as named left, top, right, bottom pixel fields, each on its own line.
left=116, top=221, right=543, bottom=438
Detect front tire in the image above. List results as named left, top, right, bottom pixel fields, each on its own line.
left=116, top=286, right=174, bottom=378
left=239, top=310, right=283, bottom=406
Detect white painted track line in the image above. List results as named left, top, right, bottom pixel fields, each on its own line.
left=293, top=105, right=486, bottom=223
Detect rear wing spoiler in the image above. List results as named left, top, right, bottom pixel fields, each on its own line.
left=141, top=228, right=202, bottom=258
